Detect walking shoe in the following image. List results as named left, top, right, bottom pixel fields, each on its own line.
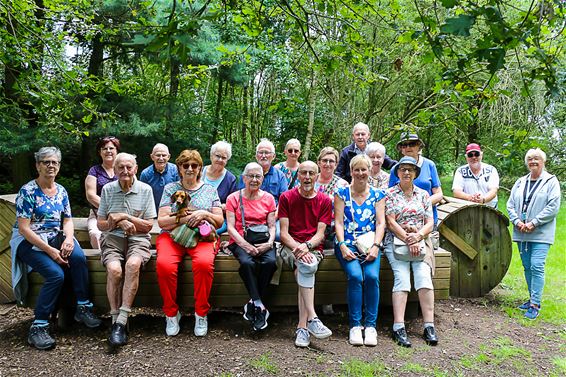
left=108, top=323, right=128, bottom=346
left=517, top=300, right=531, bottom=310
left=243, top=302, right=255, bottom=322
left=165, top=311, right=181, bottom=336
left=194, top=313, right=208, bottom=337
left=392, top=327, right=411, bottom=347
left=364, top=327, right=378, bottom=346
left=524, top=305, right=540, bottom=320
left=74, top=305, right=102, bottom=328
left=252, top=307, right=269, bottom=331
left=349, top=326, right=364, bottom=346
left=423, top=326, right=438, bottom=346
left=307, top=317, right=332, bottom=339
left=295, top=328, right=310, bottom=347
left=28, top=325, right=56, bottom=350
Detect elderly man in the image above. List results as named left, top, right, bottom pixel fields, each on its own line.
left=140, top=143, right=179, bottom=210
left=279, top=161, right=333, bottom=348
left=452, top=143, right=499, bottom=208
left=238, top=138, right=287, bottom=204
left=97, top=153, right=156, bottom=347
left=336, top=122, right=396, bottom=183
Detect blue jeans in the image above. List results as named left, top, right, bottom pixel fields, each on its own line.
left=17, top=239, right=90, bottom=320
left=216, top=220, right=228, bottom=235
left=518, top=241, right=550, bottom=306
left=334, top=244, right=381, bottom=328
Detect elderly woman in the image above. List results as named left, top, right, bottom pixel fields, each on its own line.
left=226, top=162, right=277, bottom=331
left=334, top=154, right=386, bottom=347
left=367, top=142, right=390, bottom=189
left=10, top=147, right=101, bottom=350
left=507, top=148, right=561, bottom=320
left=389, top=133, right=443, bottom=225
left=156, top=150, right=224, bottom=337
left=275, top=138, right=302, bottom=189
left=202, top=141, right=238, bottom=234
left=385, top=156, right=436, bottom=348
left=85, top=136, right=120, bottom=248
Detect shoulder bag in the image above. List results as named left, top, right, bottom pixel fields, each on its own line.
left=239, top=190, right=270, bottom=245
left=393, top=236, right=426, bottom=262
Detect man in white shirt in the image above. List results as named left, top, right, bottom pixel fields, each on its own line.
left=452, top=143, right=499, bottom=208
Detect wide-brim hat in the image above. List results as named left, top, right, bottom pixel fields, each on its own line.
left=392, top=156, right=421, bottom=177
left=396, top=132, right=425, bottom=150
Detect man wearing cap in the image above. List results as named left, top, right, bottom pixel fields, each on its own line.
left=140, top=143, right=179, bottom=210
left=278, top=161, right=333, bottom=348
left=452, top=143, right=499, bottom=208
left=336, top=122, right=396, bottom=183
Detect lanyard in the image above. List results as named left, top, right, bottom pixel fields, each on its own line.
left=521, top=175, right=542, bottom=213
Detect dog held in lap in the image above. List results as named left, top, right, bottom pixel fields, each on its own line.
left=170, top=190, right=217, bottom=242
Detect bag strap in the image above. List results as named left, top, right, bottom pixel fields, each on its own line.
left=239, top=190, right=247, bottom=231
left=347, top=186, right=358, bottom=240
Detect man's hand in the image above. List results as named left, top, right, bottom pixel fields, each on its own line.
left=292, top=242, right=310, bottom=260
left=118, top=219, right=137, bottom=235
left=107, top=213, right=126, bottom=229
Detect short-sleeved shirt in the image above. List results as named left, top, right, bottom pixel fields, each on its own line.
left=140, top=162, right=180, bottom=211
left=238, top=166, right=288, bottom=205
left=201, top=166, right=237, bottom=203
left=225, top=190, right=276, bottom=244
left=335, top=186, right=385, bottom=245
left=274, top=162, right=300, bottom=189
left=389, top=156, right=441, bottom=224
left=278, top=188, right=332, bottom=254
left=87, top=164, right=117, bottom=197
left=452, top=163, right=499, bottom=208
left=98, top=179, right=157, bottom=241
left=369, top=171, right=390, bottom=190
left=315, top=174, right=348, bottom=204
left=384, top=184, right=432, bottom=243
left=13, top=180, right=72, bottom=240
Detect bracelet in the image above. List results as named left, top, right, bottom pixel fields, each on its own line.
left=338, top=241, right=346, bottom=246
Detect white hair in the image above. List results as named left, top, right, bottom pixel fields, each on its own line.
left=243, top=162, right=263, bottom=175
left=210, top=140, right=232, bottom=160
left=114, top=152, right=137, bottom=167
left=285, top=138, right=301, bottom=150
left=366, top=142, right=385, bottom=156
left=256, top=138, right=275, bottom=154
left=35, top=147, right=61, bottom=163
left=352, top=122, right=370, bottom=134
left=524, top=148, right=547, bottom=165
left=152, top=143, right=170, bottom=154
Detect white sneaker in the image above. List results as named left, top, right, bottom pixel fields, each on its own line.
left=194, top=313, right=208, bottom=337
left=165, top=311, right=181, bottom=336
left=364, top=327, right=377, bottom=346
left=349, top=326, right=364, bottom=346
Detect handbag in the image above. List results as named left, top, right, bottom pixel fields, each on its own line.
left=393, top=236, right=426, bottom=262
left=239, top=190, right=270, bottom=245
left=171, top=223, right=199, bottom=248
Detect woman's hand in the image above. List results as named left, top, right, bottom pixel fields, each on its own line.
left=340, top=243, right=357, bottom=261
left=255, top=242, right=273, bottom=254
left=60, top=237, right=74, bottom=258
left=405, top=232, right=422, bottom=245
left=185, top=210, right=208, bottom=227
left=365, top=244, right=379, bottom=262
left=241, top=241, right=259, bottom=256
left=48, top=247, right=69, bottom=267
left=409, top=242, right=421, bottom=257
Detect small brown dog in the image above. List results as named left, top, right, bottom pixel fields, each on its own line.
left=170, top=190, right=190, bottom=223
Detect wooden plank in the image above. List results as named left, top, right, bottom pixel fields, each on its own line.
left=439, top=223, right=478, bottom=260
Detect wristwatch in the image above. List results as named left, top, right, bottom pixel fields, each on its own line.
left=305, top=241, right=314, bottom=251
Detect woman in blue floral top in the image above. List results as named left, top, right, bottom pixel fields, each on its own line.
left=10, top=147, right=101, bottom=351
left=334, top=154, right=386, bottom=347
left=385, top=156, right=436, bottom=348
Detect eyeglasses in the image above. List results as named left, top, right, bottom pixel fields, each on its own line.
left=214, top=154, right=228, bottom=161
left=182, top=162, right=200, bottom=170
left=467, top=151, right=480, bottom=158
left=399, top=167, right=416, bottom=173
left=257, top=150, right=273, bottom=156
left=400, top=141, right=419, bottom=148
left=246, top=174, right=263, bottom=180
left=287, top=149, right=300, bottom=154
left=299, top=170, right=317, bottom=176
left=320, top=158, right=336, bottom=164
left=39, top=160, right=60, bottom=167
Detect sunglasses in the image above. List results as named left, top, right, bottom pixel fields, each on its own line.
left=39, top=160, right=60, bottom=167
left=467, top=151, right=480, bottom=158
left=287, top=148, right=300, bottom=154
left=181, top=162, right=200, bottom=170
left=400, top=141, right=419, bottom=148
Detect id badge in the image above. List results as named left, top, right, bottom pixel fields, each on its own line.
left=521, top=212, right=527, bottom=221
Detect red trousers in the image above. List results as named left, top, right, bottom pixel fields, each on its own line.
left=156, top=233, right=218, bottom=317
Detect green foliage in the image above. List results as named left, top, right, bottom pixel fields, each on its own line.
left=339, top=358, right=391, bottom=377
left=249, top=352, right=278, bottom=374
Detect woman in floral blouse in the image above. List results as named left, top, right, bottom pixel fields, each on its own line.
left=367, top=142, right=390, bottom=189
left=274, top=138, right=301, bottom=189
left=385, top=156, right=437, bottom=348
left=334, top=154, right=385, bottom=347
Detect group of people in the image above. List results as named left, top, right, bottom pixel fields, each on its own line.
left=10, top=122, right=560, bottom=352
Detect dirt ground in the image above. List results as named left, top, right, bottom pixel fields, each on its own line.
left=0, top=296, right=563, bottom=377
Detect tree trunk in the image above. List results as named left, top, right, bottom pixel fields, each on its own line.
left=211, top=76, right=224, bottom=144
left=241, top=84, right=249, bottom=144
left=303, top=73, right=317, bottom=160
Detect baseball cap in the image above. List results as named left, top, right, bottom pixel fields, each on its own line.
left=465, top=143, right=481, bottom=154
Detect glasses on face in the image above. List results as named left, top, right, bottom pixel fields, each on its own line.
left=246, top=174, right=263, bottom=180
left=287, top=148, right=300, bottom=154
left=257, top=150, right=273, bottom=156
left=400, top=141, right=419, bottom=148
left=182, top=162, right=200, bottom=170
left=214, top=154, right=228, bottom=161
left=399, top=167, right=416, bottom=173
left=299, top=170, right=316, bottom=177
left=467, top=151, right=480, bottom=158
left=319, top=158, right=336, bottom=165
left=39, top=160, right=60, bottom=167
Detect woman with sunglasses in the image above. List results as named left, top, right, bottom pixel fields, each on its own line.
left=275, top=138, right=302, bottom=189
left=389, top=133, right=443, bottom=225
left=334, top=154, right=386, bottom=346
left=156, top=150, right=223, bottom=338
left=85, top=136, right=121, bottom=248
left=11, top=147, right=101, bottom=350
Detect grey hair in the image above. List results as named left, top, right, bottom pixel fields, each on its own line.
left=210, top=140, right=233, bottom=160
left=350, top=153, right=372, bottom=171
left=34, top=147, right=61, bottom=163
left=114, top=152, right=137, bottom=167
left=524, top=148, right=547, bottom=165
left=285, top=138, right=301, bottom=150
left=152, top=143, right=170, bottom=154
left=256, top=138, right=275, bottom=154
left=352, top=122, right=370, bottom=134
left=243, top=162, right=263, bottom=175
left=366, top=142, right=386, bottom=156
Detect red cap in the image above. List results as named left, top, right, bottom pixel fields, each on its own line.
left=465, top=143, right=481, bottom=154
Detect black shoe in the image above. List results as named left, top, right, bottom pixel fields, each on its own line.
left=243, top=302, right=255, bottom=322
left=392, top=327, right=411, bottom=347
left=423, top=326, right=438, bottom=346
left=252, top=307, right=269, bottom=331
left=108, top=323, right=128, bottom=346
left=74, top=305, right=102, bottom=328
left=28, top=324, right=56, bottom=350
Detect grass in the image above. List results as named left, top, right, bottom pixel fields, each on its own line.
left=249, top=352, right=279, bottom=374
left=458, top=336, right=533, bottom=373
left=551, top=357, right=566, bottom=377
left=339, top=359, right=391, bottom=377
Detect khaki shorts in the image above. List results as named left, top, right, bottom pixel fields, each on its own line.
left=100, top=233, right=152, bottom=266
left=279, top=245, right=322, bottom=288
